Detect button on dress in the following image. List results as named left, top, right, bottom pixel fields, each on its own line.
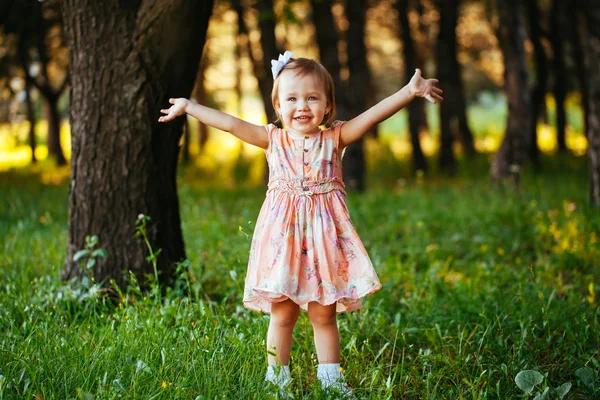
left=243, top=121, right=381, bottom=313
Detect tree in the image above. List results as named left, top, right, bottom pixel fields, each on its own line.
left=526, top=0, right=548, bottom=166
left=435, top=0, right=475, bottom=175
left=490, top=0, right=531, bottom=185
left=550, top=0, right=567, bottom=152
left=583, top=0, right=600, bottom=206
left=309, top=0, right=351, bottom=122
left=396, top=0, right=428, bottom=173
left=61, top=0, right=213, bottom=287
left=567, top=2, right=589, bottom=139
left=343, top=0, right=369, bottom=191
left=253, top=0, right=281, bottom=124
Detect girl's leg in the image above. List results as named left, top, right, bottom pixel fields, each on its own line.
left=267, top=298, right=300, bottom=365
left=307, top=302, right=339, bottom=363
left=308, top=302, right=353, bottom=396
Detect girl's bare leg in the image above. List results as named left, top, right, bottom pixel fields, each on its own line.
left=267, top=299, right=300, bottom=365
left=307, top=302, right=339, bottom=363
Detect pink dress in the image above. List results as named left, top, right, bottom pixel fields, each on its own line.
left=243, top=121, right=382, bottom=313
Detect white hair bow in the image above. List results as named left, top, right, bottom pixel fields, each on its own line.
left=271, top=51, right=294, bottom=79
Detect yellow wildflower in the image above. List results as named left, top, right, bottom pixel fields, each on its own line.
left=161, top=381, right=167, bottom=389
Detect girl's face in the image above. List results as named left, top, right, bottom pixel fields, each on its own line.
left=275, top=69, right=330, bottom=135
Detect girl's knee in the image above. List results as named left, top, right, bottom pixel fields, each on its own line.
left=308, top=303, right=336, bottom=326
left=270, top=300, right=300, bottom=328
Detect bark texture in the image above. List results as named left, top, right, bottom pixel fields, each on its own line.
left=491, top=0, right=531, bottom=185
left=310, top=0, right=351, bottom=122
left=255, top=0, right=280, bottom=123
left=396, top=0, right=428, bottom=173
left=584, top=0, right=600, bottom=207
left=435, top=0, right=475, bottom=174
left=550, top=0, right=567, bottom=152
left=343, top=0, right=368, bottom=191
left=526, top=0, right=548, bottom=166
left=61, top=0, right=213, bottom=287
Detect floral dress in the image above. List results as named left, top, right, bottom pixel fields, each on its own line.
left=243, top=121, right=381, bottom=313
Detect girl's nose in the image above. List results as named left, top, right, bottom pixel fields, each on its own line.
left=297, top=100, right=309, bottom=110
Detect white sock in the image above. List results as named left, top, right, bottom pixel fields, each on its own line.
left=265, top=364, right=291, bottom=388
left=317, top=363, right=342, bottom=388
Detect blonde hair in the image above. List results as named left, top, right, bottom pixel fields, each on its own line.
left=271, top=58, right=336, bottom=126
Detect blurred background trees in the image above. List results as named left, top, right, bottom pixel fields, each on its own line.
left=1, top=0, right=598, bottom=285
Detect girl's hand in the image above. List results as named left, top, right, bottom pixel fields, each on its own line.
left=158, top=98, right=190, bottom=122
left=408, top=69, right=444, bottom=104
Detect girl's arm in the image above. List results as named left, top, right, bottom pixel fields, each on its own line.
left=340, top=69, right=443, bottom=148
left=159, top=98, right=269, bottom=149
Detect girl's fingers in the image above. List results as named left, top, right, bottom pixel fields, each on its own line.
left=169, top=98, right=176, bottom=104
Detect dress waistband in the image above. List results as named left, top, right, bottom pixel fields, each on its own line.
left=267, top=177, right=346, bottom=197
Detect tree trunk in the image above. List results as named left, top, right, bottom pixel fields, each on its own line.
left=310, top=0, right=351, bottom=122
left=343, top=0, right=368, bottom=192
left=255, top=0, right=280, bottom=124
left=583, top=0, right=600, bottom=207
left=567, top=3, right=589, bottom=138
left=24, top=81, right=37, bottom=164
left=396, top=0, right=428, bottom=174
left=436, top=0, right=458, bottom=173
left=491, top=0, right=531, bottom=185
left=61, top=0, right=213, bottom=287
left=526, top=0, right=548, bottom=167
left=193, top=54, right=209, bottom=154
left=550, top=0, right=567, bottom=152
left=44, top=92, right=66, bottom=166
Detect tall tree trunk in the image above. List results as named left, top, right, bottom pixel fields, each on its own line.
left=193, top=54, right=209, bottom=153
left=255, top=0, right=280, bottom=124
left=526, top=0, right=548, bottom=167
left=44, top=92, right=66, bottom=166
left=436, top=0, right=458, bottom=174
left=550, top=0, right=567, bottom=152
left=344, top=0, right=368, bottom=191
left=61, top=0, right=213, bottom=287
left=24, top=81, right=37, bottom=164
left=583, top=0, right=600, bottom=207
left=396, top=0, right=428, bottom=173
left=491, top=0, right=531, bottom=185
left=181, top=120, right=190, bottom=164
left=567, top=3, right=589, bottom=138
left=310, top=0, right=351, bottom=122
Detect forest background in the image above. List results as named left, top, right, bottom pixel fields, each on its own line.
left=0, top=0, right=599, bottom=399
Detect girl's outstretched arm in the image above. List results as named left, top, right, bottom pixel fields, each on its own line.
left=340, top=69, right=443, bottom=148
left=159, top=98, right=269, bottom=149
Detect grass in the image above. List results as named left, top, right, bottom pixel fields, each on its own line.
left=0, top=153, right=599, bottom=399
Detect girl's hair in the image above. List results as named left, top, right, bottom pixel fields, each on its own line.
left=271, top=58, right=336, bottom=126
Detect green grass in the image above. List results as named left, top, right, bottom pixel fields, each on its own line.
left=0, top=155, right=599, bottom=399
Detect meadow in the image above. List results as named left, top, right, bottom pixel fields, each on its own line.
left=0, top=151, right=599, bottom=399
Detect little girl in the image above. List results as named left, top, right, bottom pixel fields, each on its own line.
left=159, top=51, right=442, bottom=395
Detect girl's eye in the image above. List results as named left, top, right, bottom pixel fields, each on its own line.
left=309, top=96, right=317, bottom=101
left=288, top=97, right=296, bottom=102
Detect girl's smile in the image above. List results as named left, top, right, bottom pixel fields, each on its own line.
left=275, top=69, right=331, bottom=136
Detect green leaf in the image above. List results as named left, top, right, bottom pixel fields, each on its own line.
left=73, top=249, right=90, bottom=262
left=86, top=235, right=98, bottom=248
left=86, top=258, right=96, bottom=269
left=555, top=382, right=571, bottom=399
left=575, top=367, right=597, bottom=388
left=533, top=386, right=549, bottom=400
left=515, top=370, right=544, bottom=393
left=92, top=249, right=108, bottom=259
